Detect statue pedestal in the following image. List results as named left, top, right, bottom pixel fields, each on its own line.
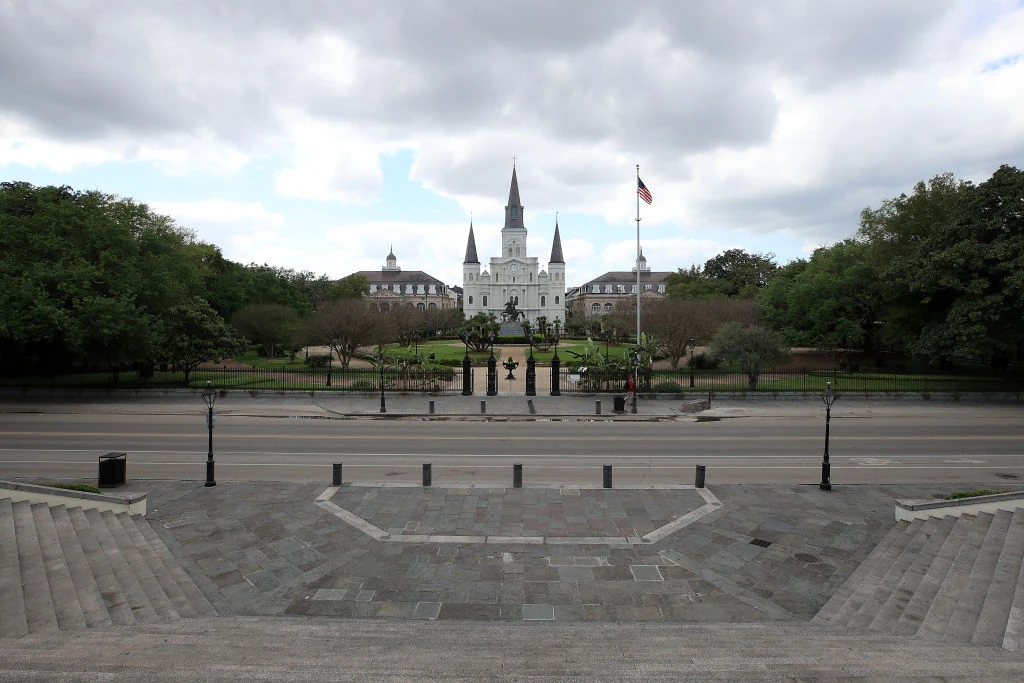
left=499, top=322, right=523, bottom=337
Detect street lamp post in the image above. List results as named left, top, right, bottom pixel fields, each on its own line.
left=486, top=330, right=498, bottom=396
left=630, top=350, right=639, bottom=414
left=201, top=381, right=216, bottom=487
left=550, top=319, right=561, bottom=396
left=378, top=349, right=387, bottom=413
left=688, top=337, right=696, bottom=388
left=820, top=381, right=838, bottom=490
left=461, top=331, right=473, bottom=396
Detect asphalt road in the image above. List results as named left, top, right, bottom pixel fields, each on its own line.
left=2, top=404, right=1023, bottom=486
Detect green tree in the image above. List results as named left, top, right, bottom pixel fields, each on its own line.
left=162, top=297, right=246, bottom=384
left=858, top=166, right=1024, bottom=366
left=0, top=182, right=204, bottom=374
left=710, top=323, right=790, bottom=390
left=231, top=303, right=300, bottom=358
left=758, top=239, right=881, bottom=351
left=331, top=273, right=370, bottom=300
left=458, top=313, right=501, bottom=352
left=664, top=265, right=733, bottom=299
left=702, top=249, right=778, bottom=297
left=307, top=299, right=382, bottom=370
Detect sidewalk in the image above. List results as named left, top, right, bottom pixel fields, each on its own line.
left=1, top=390, right=1020, bottom=420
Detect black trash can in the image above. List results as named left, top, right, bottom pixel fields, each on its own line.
left=613, top=395, right=626, bottom=414
left=98, top=452, right=126, bottom=488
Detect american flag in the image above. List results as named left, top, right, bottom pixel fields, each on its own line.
left=638, top=177, right=653, bottom=205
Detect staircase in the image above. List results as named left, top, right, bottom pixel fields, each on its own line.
left=0, top=498, right=217, bottom=639
left=1, top=619, right=1023, bottom=680
left=814, top=508, right=1024, bottom=649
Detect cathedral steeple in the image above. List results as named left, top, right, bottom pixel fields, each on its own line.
left=463, top=221, right=479, bottom=264
left=503, top=166, right=525, bottom=231
left=549, top=216, right=564, bottom=264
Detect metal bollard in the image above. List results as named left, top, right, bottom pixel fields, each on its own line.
left=481, top=400, right=487, bottom=414
left=332, top=462, right=342, bottom=486
left=695, top=464, right=706, bottom=488
left=603, top=464, right=613, bottom=489
left=423, top=463, right=432, bottom=487
left=429, top=400, right=435, bottom=414
left=513, top=463, right=522, bottom=488
left=596, top=400, right=601, bottom=415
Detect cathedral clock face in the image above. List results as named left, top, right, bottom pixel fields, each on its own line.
left=509, top=262, right=520, bottom=274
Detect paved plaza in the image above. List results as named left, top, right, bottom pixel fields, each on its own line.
left=142, top=478, right=947, bottom=625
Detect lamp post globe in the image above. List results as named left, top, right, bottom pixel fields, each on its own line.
left=201, top=381, right=216, bottom=487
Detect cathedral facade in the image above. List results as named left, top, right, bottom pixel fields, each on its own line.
left=461, top=167, right=566, bottom=327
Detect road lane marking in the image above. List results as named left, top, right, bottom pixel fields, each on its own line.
left=1, top=431, right=1022, bottom=442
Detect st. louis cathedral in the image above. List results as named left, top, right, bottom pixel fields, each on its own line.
left=461, top=166, right=566, bottom=326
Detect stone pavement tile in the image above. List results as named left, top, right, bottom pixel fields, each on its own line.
left=312, top=588, right=349, bottom=601
left=522, top=604, right=554, bottom=620
left=412, top=602, right=441, bottom=619
left=437, top=603, right=503, bottom=620
left=373, top=601, right=417, bottom=618
left=556, top=566, right=593, bottom=581
left=629, top=565, right=664, bottom=582
left=553, top=604, right=588, bottom=621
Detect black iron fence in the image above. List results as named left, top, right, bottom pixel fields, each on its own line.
left=0, top=365, right=461, bottom=393
left=3, top=364, right=1021, bottom=395
left=558, top=367, right=1023, bottom=394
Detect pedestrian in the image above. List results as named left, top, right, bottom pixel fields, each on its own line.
left=626, top=374, right=635, bottom=401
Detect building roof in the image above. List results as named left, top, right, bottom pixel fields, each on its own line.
left=357, top=270, right=447, bottom=286
left=503, top=166, right=525, bottom=231
left=463, top=222, right=479, bottom=264
left=549, top=220, right=564, bottom=264
left=579, top=271, right=673, bottom=285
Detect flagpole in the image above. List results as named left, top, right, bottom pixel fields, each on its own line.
left=635, top=164, right=641, bottom=346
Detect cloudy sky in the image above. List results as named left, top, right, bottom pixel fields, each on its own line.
left=3, top=1, right=1023, bottom=287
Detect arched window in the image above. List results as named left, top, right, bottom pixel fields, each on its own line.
left=555, top=296, right=559, bottom=304
left=514, top=296, right=519, bottom=305
left=468, top=296, right=473, bottom=305
left=591, top=303, right=600, bottom=315
left=428, top=303, right=437, bottom=310
left=483, top=295, right=488, bottom=306
left=541, top=296, right=546, bottom=307
left=382, top=303, right=390, bottom=312
left=508, top=247, right=513, bottom=256
left=417, top=303, right=425, bottom=311
left=604, top=303, right=613, bottom=313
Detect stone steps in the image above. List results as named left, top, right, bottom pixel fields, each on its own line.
left=0, top=498, right=216, bottom=638
left=815, top=507, right=1024, bottom=648
left=1, top=618, right=1022, bottom=680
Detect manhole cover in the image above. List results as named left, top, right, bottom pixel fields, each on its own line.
left=749, top=538, right=772, bottom=548
left=794, top=553, right=821, bottom=563
left=996, top=473, right=1021, bottom=480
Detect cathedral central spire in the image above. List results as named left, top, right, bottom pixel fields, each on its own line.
left=503, top=166, right=525, bottom=231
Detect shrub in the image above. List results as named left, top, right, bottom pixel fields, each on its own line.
left=688, top=353, right=720, bottom=370
left=945, top=489, right=1004, bottom=500
left=305, top=354, right=333, bottom=368
left=653, top=380, right=683, bottom=393
left=348, top=380, right=375, bottom=391
left=34, top=482, right=102, bottom=494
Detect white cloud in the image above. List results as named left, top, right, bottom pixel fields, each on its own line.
left=273, top=113, right=384, bottom=203
left=2, top=0, right=1023, bottom=280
